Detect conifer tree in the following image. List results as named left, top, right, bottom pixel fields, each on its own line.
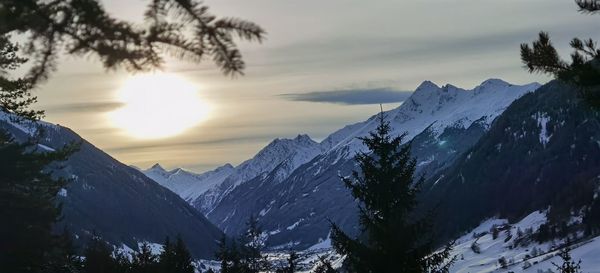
left=276, top=251, right=300, bottom=273
left=216, top=235, right=232, bottom=273
left=313, top=256, right=337, bottom=273
left=330, top=111, right=454, bottom=273
left=1, top=0, right=265, bottom=83
left=520, top=0, right=600, bottom=106
left=158, top=237, right=176, bottom=273
left=0, top=128, right=77, bottom=273
left=82, top=236, right=118, bottom=273
left=239, top=215, right=269, bottom=273
left=132, top=242, right=159, bottom=273
left=157, top=236, right=195, bottom=273
left=552, top=247, right=583, bottom=273
left=173, top=236, right=195, bottom=273
left=215, top=235, right=244, bottom=273
left=43, top=230, right=83, bottom=273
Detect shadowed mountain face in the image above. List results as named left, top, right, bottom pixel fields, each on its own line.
left=421, top=81, right=600, bottom=242
left=0, top=115, right=223, bottom=259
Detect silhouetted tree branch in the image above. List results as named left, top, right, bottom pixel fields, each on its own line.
left=520, top=1, right=600, bottom=106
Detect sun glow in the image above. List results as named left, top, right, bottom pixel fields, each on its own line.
left=109, top=73, right=210, bottom=139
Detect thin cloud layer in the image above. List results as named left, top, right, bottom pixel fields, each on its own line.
left=44, top=102, right=124, bottom=114
left=280, top=88, right=412, bottom=105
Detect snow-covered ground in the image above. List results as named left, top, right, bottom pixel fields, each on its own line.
left=281, top=210, right=600, bottom=273
left=448, top=210, right=600, bottom=273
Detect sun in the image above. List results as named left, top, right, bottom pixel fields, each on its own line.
left=109, top=73, right=210, bottom=139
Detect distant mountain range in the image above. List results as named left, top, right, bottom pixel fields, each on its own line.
left=0, top=113, right=223, bottom=259
left=142, top=78, right=544, bottom=249
left=6, top=75, right=600, bottom=270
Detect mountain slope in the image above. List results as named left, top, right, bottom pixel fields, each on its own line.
left=420, top=80, right=600, bottom=243
left=206, top=79, right=541, bottom=249
left=192, top=134, right=325, bottom=214
left=143, top=163, right=234, bottom=203
left=0, top=113, right=223, bottom=259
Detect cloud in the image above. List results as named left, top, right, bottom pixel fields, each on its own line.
left=104, top=134, right=275, bottom=153
left=280, top=88, right=412, bottom=105
left=44, top=102, right=124, bottom=114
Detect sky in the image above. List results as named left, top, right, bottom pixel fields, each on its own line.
left=33, top=0, right=600, bottom=172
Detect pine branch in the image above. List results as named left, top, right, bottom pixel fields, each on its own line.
left=576, top=0, right=600, bottom=13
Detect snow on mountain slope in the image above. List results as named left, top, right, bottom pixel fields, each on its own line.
left=151, top=134, right=326, bottom=214
left=224, top=134, right=324, bottom=188
left=448, top=210, right=600, bottom=273
left=295, top=210, right=600, bottom=273
left=321, top=79, right=541, bottom=157
left=142, top=163, right=234, bottom=202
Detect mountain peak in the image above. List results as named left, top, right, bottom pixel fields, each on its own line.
left=150, top=163, right=166, bottom=172
left=294, top=134, right=316, bottom=144
left=416, top=80, right=440, bottom=91
left=216, top=163, right=235, bottom=171
left=479, top=78, right=510, bottom=87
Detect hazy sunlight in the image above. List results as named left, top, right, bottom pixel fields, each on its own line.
left=109, top=73, right=210, bottom=139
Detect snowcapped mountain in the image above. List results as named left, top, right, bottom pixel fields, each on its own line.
left=194, top=134, right=326, bottom=213
left=0, top=112, right=223, bottom=258
left=141, top=134, right=327, bottom=214
left=321, top=79, right=541, bottom=157
left=142, top=163, right=234, bottom=202
left=192, top=78, right=540, bottom=248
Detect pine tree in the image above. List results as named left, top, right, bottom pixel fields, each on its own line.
left=239, top=215, right=269, bottom=273
left=1, top=0, right=265, bottom=82
left=215, top=235, right=245, bottom=273
left=520, top=0, right=600, bottom=106
left=82, top=236, right=118, bottom=273
left=158, top=237, right=176, bottom=273
left=113, top=250, right=133, bottom=273
left=132, top=242, right=159, bottom=273
left=173, top=236, right=195, bottom=273
left=276, top=250, right=300, bottom=273
left=157, top=236, right=195, bottom=273
left=313, top=256, right=337, bottom=273
left=552, top=247, right=583, bottom=273
left=330, top=111, right=454, bottom=273
left=216, top=235, right=232, bottom=273
left=43, top=230, right=83, bottom=273
left=0, top=128, right=78, bottom=273
left=0, top=36, right=44, bottom=120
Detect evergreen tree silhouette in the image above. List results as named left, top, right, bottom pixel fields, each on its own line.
left=82, top=236, right=118, bottom=273
left=0, top=129, right=78, bottom=273
left=552, top=247, right=583, bottom=273
left=0, top=0, right=265, bottom=84
left=313, top=256, right=337, bottom=273
left=520, top=0, right=600, bottom=106
left=239, top=215, right=269, bottom=273
left=276, top=251, right=300, bottom=273
left=157, top=236, right=194, bottom=273
left=330, top=111, right=454, bottom=273
left=132, top=242, right=159, bottom=273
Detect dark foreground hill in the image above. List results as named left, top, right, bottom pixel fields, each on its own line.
left=0, top=115, right=222, bottom=259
